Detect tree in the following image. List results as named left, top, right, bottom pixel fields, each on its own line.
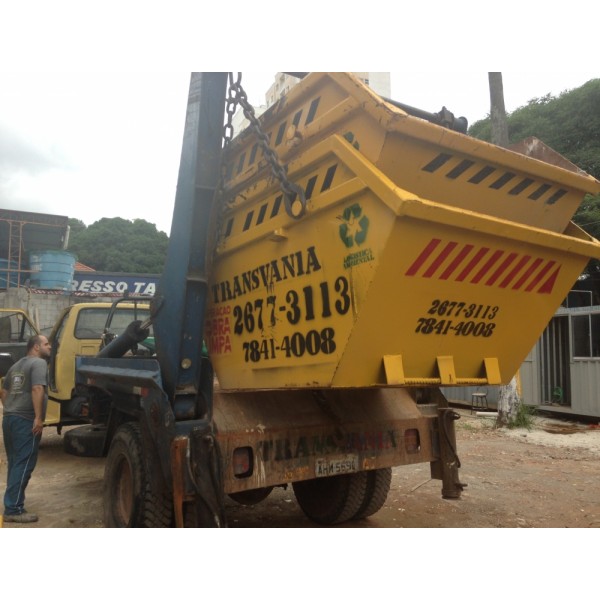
left=471, top=78, right=600, bottom=286
left=470, top=79, right=600, bottom=180
left=472, top=77, right=600, bottom=423
left=67, top=217, right=168, bottom=273
left=487, top=72, right=520, bottom=426
left=488, top=72, right=509, bottom=148
left=572, top=194, right=600, bottom=303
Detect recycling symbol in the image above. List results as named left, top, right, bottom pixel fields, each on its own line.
left=339, top=203, right=369, bottom=248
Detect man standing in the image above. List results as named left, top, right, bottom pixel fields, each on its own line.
left=1, top=334, right=51, bottom=523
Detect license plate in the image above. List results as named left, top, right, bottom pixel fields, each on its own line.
left=315, top=454, right=359, bottom=477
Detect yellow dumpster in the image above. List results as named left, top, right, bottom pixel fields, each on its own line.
left=205, top=72, right=600, bottom=390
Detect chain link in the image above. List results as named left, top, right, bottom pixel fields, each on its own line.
left=223, top=72, right=306, bottom=219
left=223, top=72, right=241, bottom=147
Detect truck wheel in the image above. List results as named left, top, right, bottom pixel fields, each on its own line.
left=63, top=425, right=107, bottom=457
left=292, top=472, right=368, bottom=525
left=352, top=468, right=392, bottom=520
left=103, top=422, right=172, bottom=527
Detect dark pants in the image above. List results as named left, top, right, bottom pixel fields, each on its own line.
left=2, top=415, right=41, bottom=516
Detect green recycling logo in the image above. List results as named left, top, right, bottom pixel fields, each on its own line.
left=339, top=203, right=369, bottom=248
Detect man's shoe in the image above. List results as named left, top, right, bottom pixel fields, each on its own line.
left=3, top=512, right=39, bottom=523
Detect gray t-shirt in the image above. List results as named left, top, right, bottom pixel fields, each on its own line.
left=2, top=355, right=48, bottom=420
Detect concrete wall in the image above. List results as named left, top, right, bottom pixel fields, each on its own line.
left=1, top=288, right=83, bottom=334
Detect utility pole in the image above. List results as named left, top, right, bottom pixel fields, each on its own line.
left=488, top=72, right=519, bottom=426
left=488, top=72, right=509, bottom=148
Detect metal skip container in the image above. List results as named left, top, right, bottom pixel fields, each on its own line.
left=205, top=72, right=600, bottom=390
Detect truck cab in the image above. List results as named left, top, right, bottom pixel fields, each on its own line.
left=45, top=300, right=151, bottom=428
left=0, top=308, right=40, bottom=378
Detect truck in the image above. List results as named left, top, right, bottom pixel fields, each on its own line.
left=44, top=300, right=152, bottom=434
left=71, top=72, right=600, bottom=527
left=0, top=308, right=40, bottom=378
left=0, top=301, right=152, bottom=432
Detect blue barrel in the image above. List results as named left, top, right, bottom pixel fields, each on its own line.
left=0, top=259, right=19, bottom=288
left=29, top=250, right=76, bottom=290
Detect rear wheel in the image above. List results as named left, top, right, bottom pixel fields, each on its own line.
left=353, top=468, right=392, bottom=520
left=103, top=422, right=172, bottom=527
left=293, top=472, right=368, bottom=525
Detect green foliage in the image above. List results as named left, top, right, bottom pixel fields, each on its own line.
left=467, top=117, right=491, bottom=141
left=67, top=217, right=168, bottom=273
left=469, top=79, right=600, bottom=179
left=469, top=78, right=600, bottom=286
left=573, top=193, right=600, bottom=240
left=573, top=195, right=600, bottom=290
left=506, top=402, right=537, bottom=431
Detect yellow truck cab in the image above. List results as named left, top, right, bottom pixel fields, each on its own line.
left=46, top=301, right=151, bottom=429
left=0, top=308, right=40, bottom=378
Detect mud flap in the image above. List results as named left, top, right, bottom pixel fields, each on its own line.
left=188, top=422, right=227, bottom=527
left=430, top=408, right=466, bottom=499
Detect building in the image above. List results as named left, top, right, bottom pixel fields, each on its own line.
left=265, top=72, right=391, bottom=106
left=233, top=72, right=391, bottom=134
left=0, top=209, right=70, bottom=288
left=444, top=290, right=600, bottom=419
left=519, top=295, right=600, bottom=419
left=0, top=209, right=159, bottom=332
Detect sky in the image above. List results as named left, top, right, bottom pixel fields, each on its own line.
left=1, top=1, right=598, bottom=241
left=1, top=71, right=597, bottom=235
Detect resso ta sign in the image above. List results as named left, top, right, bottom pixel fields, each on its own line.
left=72, top=273, right=159, bottom=296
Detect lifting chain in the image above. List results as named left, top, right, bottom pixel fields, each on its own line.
left=223, top=72, right=306, bottom=219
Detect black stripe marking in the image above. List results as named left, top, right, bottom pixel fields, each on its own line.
left=249, top=144, right=259, bottom=166
left=545, top=189, right=568, bottom=205
left=509, top=178, right=535, bottom=195
left=305, top=97, right=320, bottom=125
left=236, top=152, right=246, bottom=175
left=528, top=183, right=552, bottom=200
left=489, top=172, right=516, bottom=189
left=446, top=159, right=475, bottom=179
left=256, top=203, right=268, bottom=225
left=224, top=218, right=233, bottom=238
left=292, top=110, right=303, bottom=127
left=271, top=195, right=283, bottom=218
left=305, top=176, right=318, bottom=200
left=275, top=121, right=287, bottom=146
left=468, top=165, right=496, bottom=184
left=243, top=211, right=254, bottom=231
left=321, top=164, right=338, bottom=192
left=422, top=153, right=453, bottom=173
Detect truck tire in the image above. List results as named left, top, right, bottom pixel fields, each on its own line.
left=63, top=425, right=107, bottom=457
left=103, top=422, right=172, bottom=527
left=292, top=472, right=368, bottom=525
left=352, top=468, right=392, bottom=520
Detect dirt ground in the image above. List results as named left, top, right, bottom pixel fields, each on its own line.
left=1, top=407, right=599, bottom=528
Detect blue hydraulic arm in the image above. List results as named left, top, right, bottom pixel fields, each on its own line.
left=151, top=73, right=228, bottom=401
